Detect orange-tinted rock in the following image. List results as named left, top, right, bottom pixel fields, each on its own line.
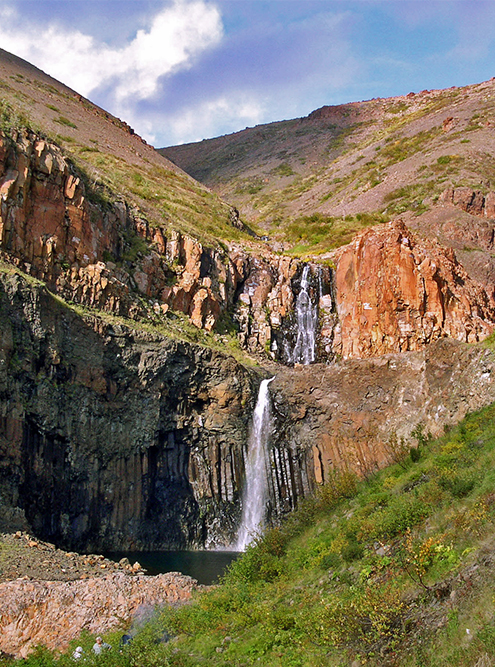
left=334, top=219, right=495, bottom=359
left=485, top=191, right=495, bottom=218
left=0, top=572, right=200, bottom=658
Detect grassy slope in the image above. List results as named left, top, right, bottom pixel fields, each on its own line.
left=162, top=81, right=495, bottom=257
left=0, top=49, right=254, bottom=248
left=11, top=379, right=495, bottom=667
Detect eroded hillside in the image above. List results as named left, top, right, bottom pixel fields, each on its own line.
left=161, top=80, right=495, bottom=266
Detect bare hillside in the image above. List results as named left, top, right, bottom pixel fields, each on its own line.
left=0, top=48, right=248, bottom=246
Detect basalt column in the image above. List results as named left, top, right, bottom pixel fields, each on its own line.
left=0, top=272, right=257, bottom=551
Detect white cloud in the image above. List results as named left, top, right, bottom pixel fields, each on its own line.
left=159, top=94, right=265, bottom=145
left=0, top=0, right=223, bottom=102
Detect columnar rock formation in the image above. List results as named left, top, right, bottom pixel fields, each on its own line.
left=271, top=338, right=495, bottom=485
left=0, top=267, right=320, bottom=549
left=0, top=270, right=259, bottom=549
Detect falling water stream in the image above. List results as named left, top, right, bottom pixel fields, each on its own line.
left=235, top=377, right=275, bottom=551
left=292, top=265, right=317, bottom=365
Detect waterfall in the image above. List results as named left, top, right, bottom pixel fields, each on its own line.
left=292, top=265, right=317, bottom=364
left=235, top=377, right=274, bottom=551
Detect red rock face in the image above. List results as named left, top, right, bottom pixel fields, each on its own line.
left=0, top=572, right=200, bottom=658
left=0, top=130, right=229, bottom=329
left=334, top=219, right=495, bottom=359
left=1, top=129, right=494, bottom=363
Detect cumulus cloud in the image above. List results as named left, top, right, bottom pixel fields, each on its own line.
left=161, top=94, right=265, bottom=145
left=0, top=0, right=224, bottom=102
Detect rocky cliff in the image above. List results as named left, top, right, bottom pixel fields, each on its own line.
left=0, top=268, right=259, bottom=550
left=271, top=338, right=495, bottom=487
left=3, top=264, right=495, bottom=552
left=1, top=130, right=494, bottom=368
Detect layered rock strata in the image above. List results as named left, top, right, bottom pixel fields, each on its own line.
left=0, top=571, right=199, bottom=658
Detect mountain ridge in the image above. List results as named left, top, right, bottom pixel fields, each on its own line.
left=160, top=78, right=495, bottom=264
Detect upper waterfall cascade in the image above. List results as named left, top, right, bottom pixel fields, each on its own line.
left=292, top=265, right=318, bottom=365
left=235, top=377, right=275, bottom=551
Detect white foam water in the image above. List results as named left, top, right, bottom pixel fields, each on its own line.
left=235, top=377, right=275, bottom=551
left=292, top=265, right=317, bottom=364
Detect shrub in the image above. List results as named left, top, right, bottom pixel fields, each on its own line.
left=310, top=582, right=404, bottom=649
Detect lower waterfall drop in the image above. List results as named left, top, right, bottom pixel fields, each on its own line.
left=235, top=377, right=275, bottom=551
left=292, top=264, right=317, bottom=364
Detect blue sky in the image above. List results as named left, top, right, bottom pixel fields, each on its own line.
left=1, top=1, right=495, bottom=147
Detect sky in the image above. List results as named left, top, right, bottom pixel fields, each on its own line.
left=1, top=0, right=495, bottom=147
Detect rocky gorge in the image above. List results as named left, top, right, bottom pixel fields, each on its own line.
left=2, top=120, right=495, bottom=550
left=2, top=50, right=495, bottom=660
left=2, top=127, right=495, bottom=552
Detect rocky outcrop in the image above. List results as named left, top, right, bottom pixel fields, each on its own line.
left=0, top=129, right=235, bottom=329
left=1, top=130, right=494, bottom=365
left=0, top=269, right=261, bottom=550
left=0, top=571, right=199, bottom=658
left=439, top=186, right=495, bottom=218
left=334, top=219, right=495, bottom=359
left=271, top=338, right=495, bottom=486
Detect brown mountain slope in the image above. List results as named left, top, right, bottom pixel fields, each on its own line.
left=0, top=48, right=249, bottom=246
left=160, top=80, right=495, bottom=265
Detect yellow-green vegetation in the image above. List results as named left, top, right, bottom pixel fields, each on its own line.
left=284, top=211, right=387, bottom=256
left=67, top=143, right=249, bottom=247
left=10, top=403, right=495, bottom=666
left=0, top=91, right=255, bottom=249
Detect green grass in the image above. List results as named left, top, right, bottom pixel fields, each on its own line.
left=54, top=115, right=77, bottom=129
left=12, top=401, right=495, bottom=667
left=284, top=211, right=388, bottom=255
left=68, top=146, right=250, bottom=247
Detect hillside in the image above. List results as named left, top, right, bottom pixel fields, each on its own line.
left=0, top=48, right=250, bottom=246
left=161, top=80, right=495, bottom=287
left=3, top=45, right=495, bottom=664
left=6, top=397, right=495, bottom=666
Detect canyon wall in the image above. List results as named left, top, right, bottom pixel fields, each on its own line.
left=0, top=270, right=258, bottom=549
left=4, top=267, right=494, bottom=552
left=2, top=129, right=495, bottom=551
left=271, top=338, right=495, bottom=484
left=1, top=130, right=494, bottom=368
left=0, top=269, right=317, bottom=549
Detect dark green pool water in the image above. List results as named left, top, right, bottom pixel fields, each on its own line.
left=105, top=551, right=240, bottom=585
